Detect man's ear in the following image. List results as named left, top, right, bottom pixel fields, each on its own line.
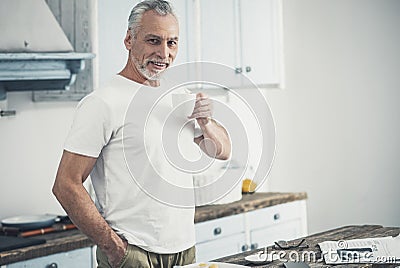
left=124, top=30, right=132, bottom=50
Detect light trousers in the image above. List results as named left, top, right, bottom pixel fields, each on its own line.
left=96, top=244, right=196, bottom=268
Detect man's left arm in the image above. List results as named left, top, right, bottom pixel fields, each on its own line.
left=190, top=93, right=231, bottom=160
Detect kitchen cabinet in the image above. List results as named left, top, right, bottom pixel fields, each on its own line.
left=246, top=200, right=308, bottom=250
left=195, top=200, right=307, bottom=262
left=5, top=247, right=92, bottom=268
left=196, top=233, right=246, bottom=263
left=239, top=0, right=283, bottom=87
left=195, top=213, right=245, bottom=261
left=187, top=0, right=284, bottom=89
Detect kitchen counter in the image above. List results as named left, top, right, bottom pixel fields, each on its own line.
left=195, top=192, right=307, bottom=223
left=0, top=192, right=307, bottom=265
left=215, top=225, right=400, bottom=267
left=0, top=229, right=91, bottom=266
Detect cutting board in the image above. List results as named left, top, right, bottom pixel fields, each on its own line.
left=0, top=236, right=46, bottom=252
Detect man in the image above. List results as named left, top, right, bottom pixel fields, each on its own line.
left=52, top=0, right=231, bottom=267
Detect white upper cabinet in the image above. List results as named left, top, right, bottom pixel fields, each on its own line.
left=239, top=0, right=283, bottom=87
left=198, top=0, right=237, bottom=71
left=178, top=0, right=284, bottom=89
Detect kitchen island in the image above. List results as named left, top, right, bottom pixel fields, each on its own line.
left=215, top=225, right=400, bottom=267
left=0, top=192, right=307, bottom=266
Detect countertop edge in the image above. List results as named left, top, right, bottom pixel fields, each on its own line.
left=194, top=191, right=307, bottom=223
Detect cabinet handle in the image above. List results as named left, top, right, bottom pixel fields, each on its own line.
left=274, top=213, right=280, bottom=220
left=213, top=227, right=222, bottom=236
left=250, top=243, right=259, bottom=250
left=46, top=263, right=58, bottom=268
left=235, top=67, right=242, bottom=74
left=241, top=244, right=249, bottom=252
left=245, top=66, right=252, bottom=73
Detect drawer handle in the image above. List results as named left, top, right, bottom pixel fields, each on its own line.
left=245, top=66, right=252, bottom=73
left=250, top=243, right=258, bottom=250
left=47, top=263, right=58, bottom=268
left=241, top=244, right=249, bottom=252
left=213, top=227, right=222, bottom=236
left=274, top=213, right=280, bottom=220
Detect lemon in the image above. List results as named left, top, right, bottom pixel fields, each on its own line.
left=242, top=178, right=257, bottom=193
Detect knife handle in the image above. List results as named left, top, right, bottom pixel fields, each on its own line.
left=20, top=224, right=76, bottom=237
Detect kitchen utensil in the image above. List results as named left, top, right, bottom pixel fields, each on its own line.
left=20, top=223, right=76, bottom=237
left=1, top=215, right=57, bottom=231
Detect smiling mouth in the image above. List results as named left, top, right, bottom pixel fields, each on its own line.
left=148, top=60, right=169, bottom=70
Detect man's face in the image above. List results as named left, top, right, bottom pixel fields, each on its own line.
left=128, top=10, right=179, bottom=81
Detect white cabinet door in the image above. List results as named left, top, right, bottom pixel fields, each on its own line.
left=195, top=213, right=244, bottom=243
left=199, top=0, right=237, bottom=70
left=6, top=247, right=92, bottom=268
left=196, top=232, right=246, bottom=262
left=240, top=0, right=283, bottom=86
left=250, top=219, right=304, bottom=249
left=195, top=213, right=245, bottom=261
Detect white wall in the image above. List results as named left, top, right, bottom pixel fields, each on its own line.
left=0, top=92, right=75, bottom=219
left=97, top=1, right=134, bottom=86
left=265, top=0, right=400, bottom=233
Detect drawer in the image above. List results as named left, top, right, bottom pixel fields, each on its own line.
left=195, top=213, right=244, bottom=243
left=195, top=232, right=245, bottom=262
left=250, top=219, right=304, bottom=248
left=246, top=200, right=306, bottom=230
left=6, top=247, right=92, bottom=268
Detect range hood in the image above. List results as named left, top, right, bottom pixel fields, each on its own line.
left=0, top=53, right=93, bottom=101
left=0, top=0, right=94, bottom=105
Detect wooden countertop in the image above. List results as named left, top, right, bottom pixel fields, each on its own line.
left=0, top=229, right=92, bottom=265
left=0, top=192, right=306, bottom=265
left=215, top=225, right=400, bottom=267
left=195, top=192, right=307, bottom=223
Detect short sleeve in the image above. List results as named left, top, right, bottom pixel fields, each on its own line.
left=64, top=94, right=112, bottom=158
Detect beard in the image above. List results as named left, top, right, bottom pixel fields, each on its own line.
left=133, top=57, right=167, bottom=81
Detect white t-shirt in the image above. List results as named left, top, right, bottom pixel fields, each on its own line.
left=64, top=75, right=197, bottom=253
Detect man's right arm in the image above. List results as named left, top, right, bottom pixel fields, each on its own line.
left=52, top=150, right=127, bottom=268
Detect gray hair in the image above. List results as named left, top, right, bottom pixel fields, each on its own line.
left=128, top=0, right=177, bottom=38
